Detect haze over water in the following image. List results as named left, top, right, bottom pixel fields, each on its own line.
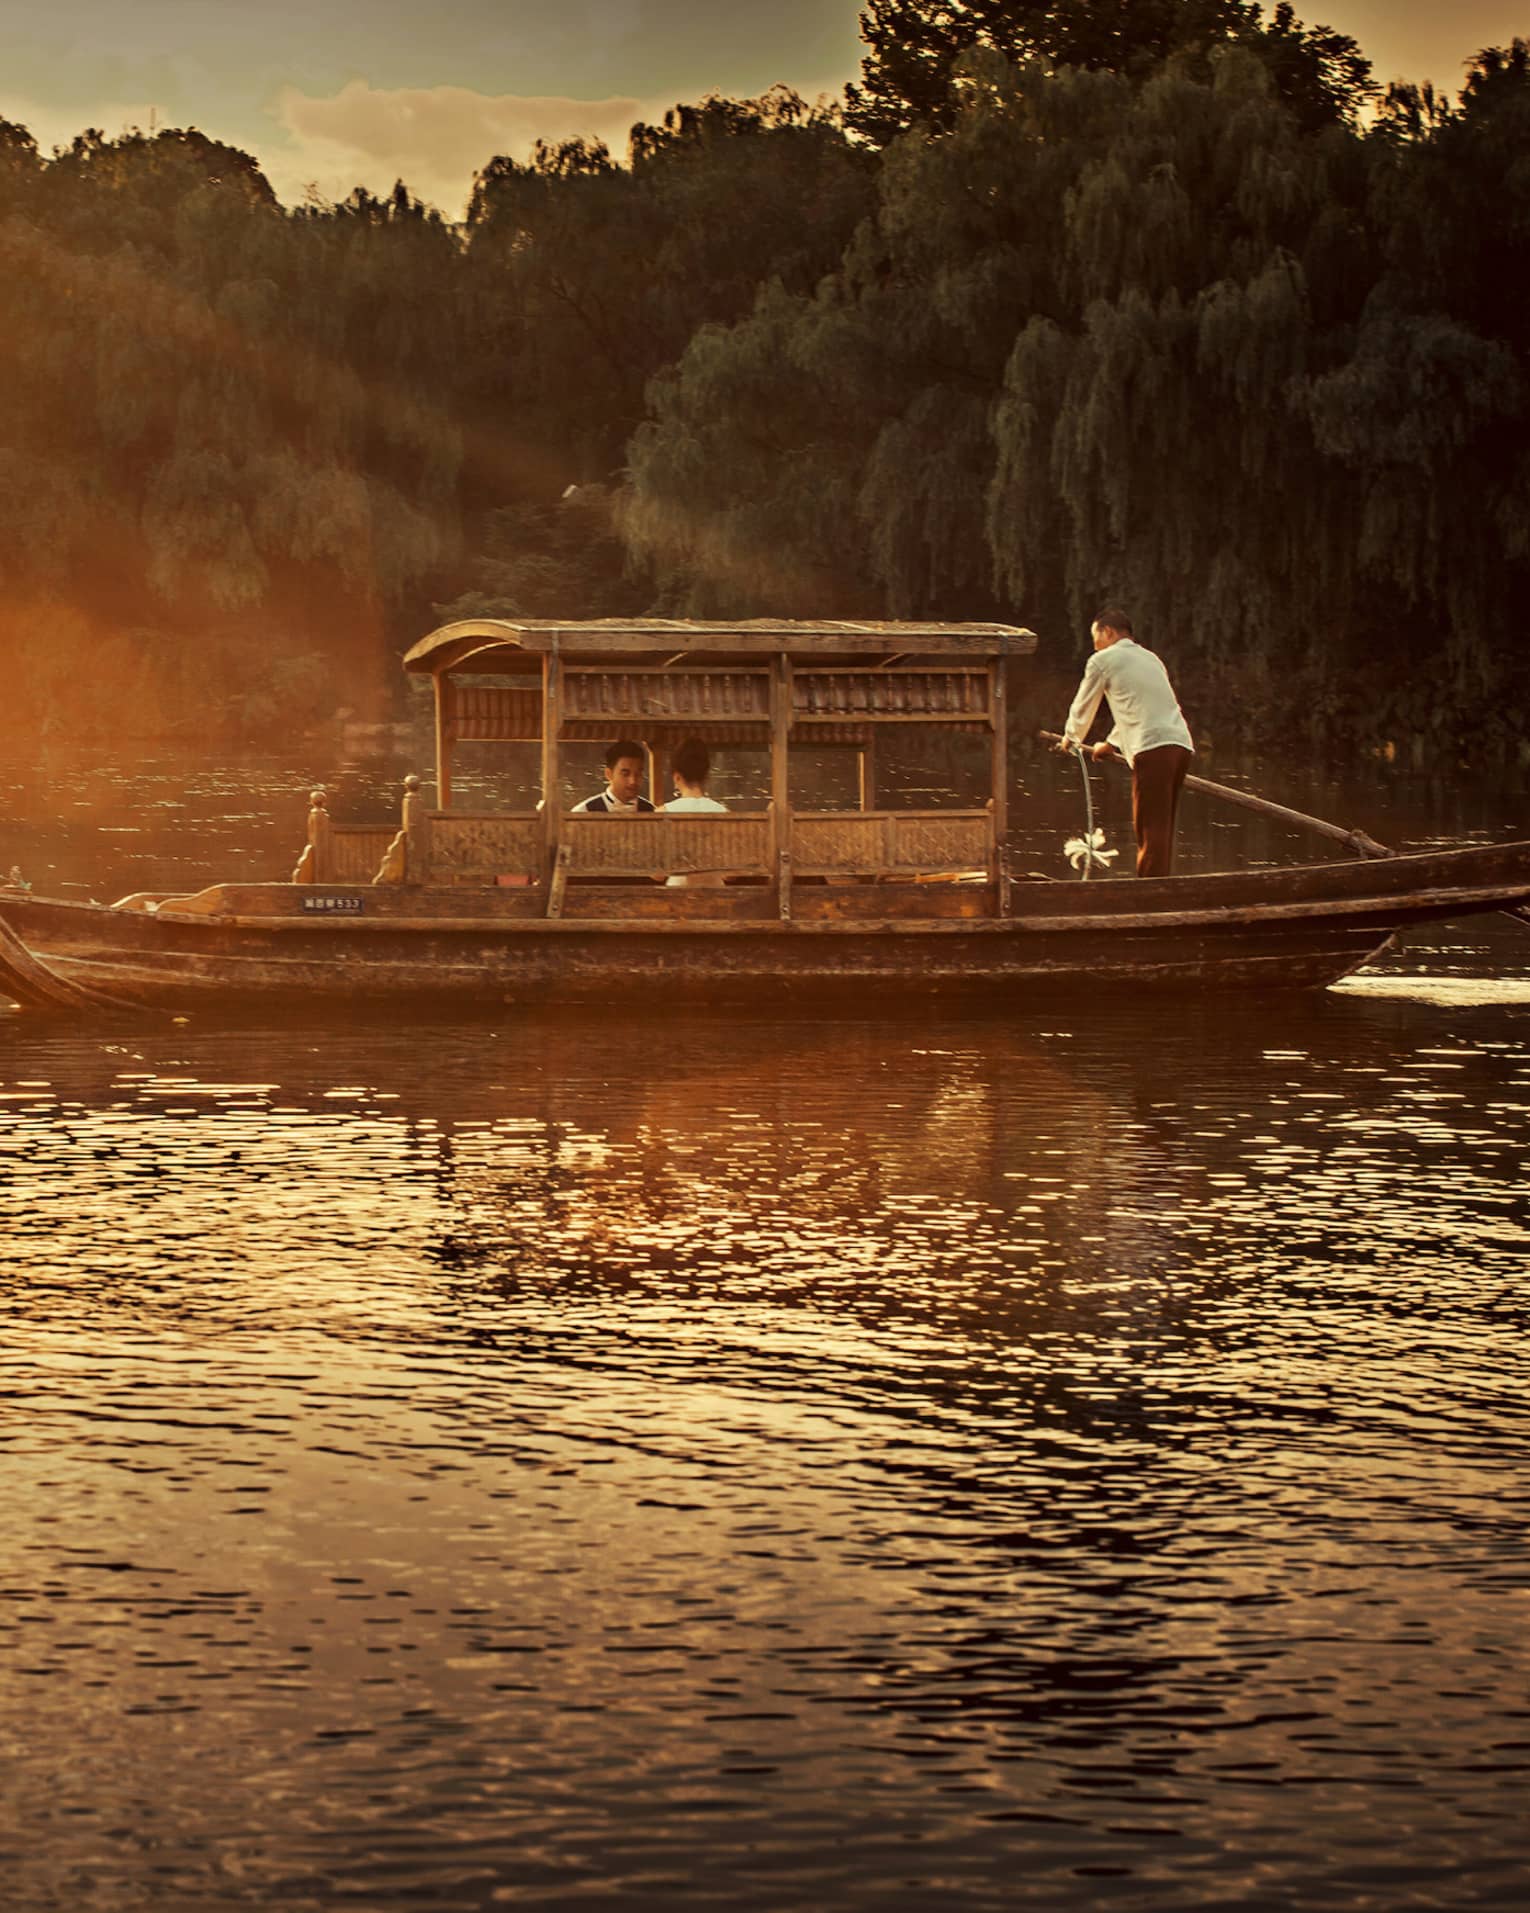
left=3, top=751, right=1529, bottom=1908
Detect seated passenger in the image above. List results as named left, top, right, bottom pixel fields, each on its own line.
left=661, top=737, right=727, bottom=887
left=575, top=739, right=654, bottom=813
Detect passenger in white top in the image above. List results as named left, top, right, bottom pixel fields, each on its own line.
left=662, top=737, right=727, bottom=887
left=1060, top=610, right=1193, bottom=879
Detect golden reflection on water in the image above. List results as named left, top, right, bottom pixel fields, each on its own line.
left=1335, top=973, right=1530, bottom=1007
left=2, top=997, right=1529, bottom=1908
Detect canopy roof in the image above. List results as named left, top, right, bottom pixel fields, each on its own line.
left=404, top=617, right=1037, bottom=677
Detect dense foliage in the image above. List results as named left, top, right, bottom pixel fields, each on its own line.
left=1, top=4, right=1526, bottom=761
left=630, top=20, right=1530, bottom=761
left=0, top=93, right=868, bottom=742
left=846, top=0, right=1374, bottom=140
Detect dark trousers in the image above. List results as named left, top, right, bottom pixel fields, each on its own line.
left=1132, top=745, right=1191, bottom=878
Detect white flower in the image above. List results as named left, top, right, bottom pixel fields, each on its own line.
left=1064, top=828, right=1118, bottom=875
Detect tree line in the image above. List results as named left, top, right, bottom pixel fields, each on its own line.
left=1, top=3, right=1526, bottom=764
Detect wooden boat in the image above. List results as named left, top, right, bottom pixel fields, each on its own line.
left=2, top=617, right=1528, bottom=1013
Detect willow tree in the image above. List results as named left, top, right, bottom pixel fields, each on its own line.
left=1294, top=42, right=1530, bottom=756
left=625, top=47, right=1382, bottom=724
left=983, top=48, right=1389, bottom=719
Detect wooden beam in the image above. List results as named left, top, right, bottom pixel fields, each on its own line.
left=547, top=841, right=571, bottom=918
left=434, top=674, right=454, bottom=809
left=991, top=661, right=1011, bottom=914
left=858, top=733, right=877, bottom=810
left=793, top=713, right=988, bottom=725
left=772, top=654, right=792, bottom=921
left=157, top=880, right=1527, bottom=936
left=542, top=648, right=562, bottom=888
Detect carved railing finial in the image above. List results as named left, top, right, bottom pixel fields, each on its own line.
left=293, top=786, right=332, bottom=884
left=376, top=772, right=428, bottom=884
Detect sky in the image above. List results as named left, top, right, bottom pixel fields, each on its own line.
left=2, top=0, right=1526, bottom=215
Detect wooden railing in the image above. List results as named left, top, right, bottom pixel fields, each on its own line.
left=563, top=811, right=773, bottom=878
left=426, top=811, right=541, bottom=882
left=326, top=828, right=397, bottom=883
left=292, top=790, right=402, bottom=885
left=296, top=780, right=995, bottom=903
left=792, top=809, right=990, bottom=877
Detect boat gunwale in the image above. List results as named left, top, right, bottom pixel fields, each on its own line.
left=136, top=883, right=1530, bottom=936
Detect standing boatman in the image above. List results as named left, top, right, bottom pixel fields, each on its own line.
left=1059, top=609, right=1193, bottom=878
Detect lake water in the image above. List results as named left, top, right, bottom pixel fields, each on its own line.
left=3, top=746, right=1529, bottom=1910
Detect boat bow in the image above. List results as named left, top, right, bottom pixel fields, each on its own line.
left=0, top=904, right=138, bottom=1013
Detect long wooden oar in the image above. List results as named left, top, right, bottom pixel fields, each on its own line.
left=1038, top=731, right=1530, bottom=927
left=1040, top=732, right=1389, bottom=855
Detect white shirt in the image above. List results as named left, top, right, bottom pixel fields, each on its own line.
left=1064, top=639, right=1192, bottom=764
left=661, top=793, right=728, bottom=885
left=661, top=795, right=728, bottom=814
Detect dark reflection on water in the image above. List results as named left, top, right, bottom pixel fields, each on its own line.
left=3, top=988, right=1529, bottom=1911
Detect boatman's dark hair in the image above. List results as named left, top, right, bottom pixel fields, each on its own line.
left=1093, top=608, right=1134, bottom=636
left=605, top=737, right=646, bottom=769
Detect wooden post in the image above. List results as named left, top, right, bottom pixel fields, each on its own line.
left=542, top=646, right=562, bottom=898
left=292, top=787, right=329, bottom=884
left=547, top=841, right=572, bottom=918
left=991, top=661, right=1011, bottom=914
left=434, top=674, right=454, bottom=810
left=772, top=654, right=793, bottom=921
left=858, top=731, right=877, bottom=811
left=375, top=773, right=428, bottom=885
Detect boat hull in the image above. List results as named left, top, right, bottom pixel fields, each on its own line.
left=5, top=838, right=1528, bottom=1013
left=3, top=904, right=1393, bottom=1007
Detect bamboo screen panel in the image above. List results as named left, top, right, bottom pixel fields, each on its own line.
left=562, top=672, right=771, bottom=722
left=792, top=810, right=990, bottom=876
left=562, top=721, right=770, bottom=745
left=450, top=686, right=542, bottom=740
left=566, top=812, right=772, bottom=876
left=793, top=671, right=989, bottom=719
left=321, top=828, right=397, bottom=883
left=429, top=813, right=542, bottom=873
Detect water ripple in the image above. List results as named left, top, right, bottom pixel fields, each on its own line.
left=3, top=1000, right=1529, bottom=1909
